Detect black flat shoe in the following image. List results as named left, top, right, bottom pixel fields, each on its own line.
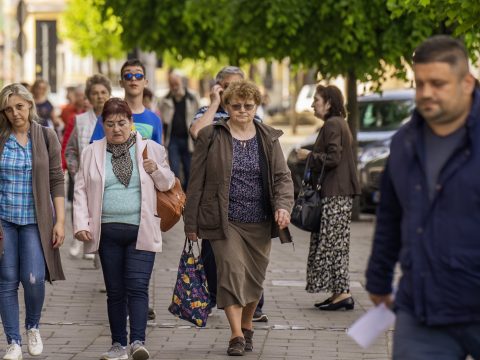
left=318, top=296, right=354, bottom=311
left=314, top=296, right=334, bottom=308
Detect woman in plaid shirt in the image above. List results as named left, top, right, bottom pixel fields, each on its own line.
left=0, top=83, right=65, bottom=360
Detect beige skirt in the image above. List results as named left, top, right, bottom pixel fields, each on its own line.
left=210, top=221, right=272, bottom=309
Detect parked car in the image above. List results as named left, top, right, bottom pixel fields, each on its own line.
left=287, top=89, right=415, bottom=212
left=357, top=139, right=391, bottom=212
left=295, top=84, right=318, bottom=125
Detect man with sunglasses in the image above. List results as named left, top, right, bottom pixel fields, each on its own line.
left=189, top=66, right=268, bottom=323
left=89, top=59, right=163, bottom=144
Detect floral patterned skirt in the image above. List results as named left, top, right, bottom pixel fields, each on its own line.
left=306, top=196, right=353, bottom=294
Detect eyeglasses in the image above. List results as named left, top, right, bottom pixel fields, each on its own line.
left=122, top=73, right=145, bottom=81
left=230, top=103, right=256, bottom=111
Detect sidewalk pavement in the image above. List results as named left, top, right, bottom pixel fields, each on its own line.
left=0, top=210, right=393, bottom=360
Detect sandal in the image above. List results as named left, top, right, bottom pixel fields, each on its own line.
left=242, top=328, right=254, bottom=352
left=227, top=336, right=246, bottom=356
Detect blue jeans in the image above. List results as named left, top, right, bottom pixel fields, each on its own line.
left=0, top=220, right=46, bottom=345
left=98, top=223, right=155, bottom=346
left=168, top=136, right=191, bottom=189
left=393, top=310, right=480, bottom=359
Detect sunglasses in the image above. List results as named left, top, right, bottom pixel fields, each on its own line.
left=230, top=103, right=256, bottom=111
left=122, top=73, right=145, bottom=81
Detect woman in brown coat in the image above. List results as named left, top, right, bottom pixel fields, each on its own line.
left=184, top=81, right=293, bottom=356
left=297, top=84, right=360, bottom=311
left=0, top=83, right=65, bottom=360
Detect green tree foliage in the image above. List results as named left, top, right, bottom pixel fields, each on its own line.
left=60, top=0, right=124, bottom=62
left=387, top=0, right=480, bottom=55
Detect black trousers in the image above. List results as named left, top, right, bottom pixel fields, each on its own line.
left=201, top=239, right=264, bottom=311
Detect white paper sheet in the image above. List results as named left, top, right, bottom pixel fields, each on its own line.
left=347, top=303, right=396, bottom=349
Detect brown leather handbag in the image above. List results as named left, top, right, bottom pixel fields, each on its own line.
left=142, top=146, right=186, bottom=232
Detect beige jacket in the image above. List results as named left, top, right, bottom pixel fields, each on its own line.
left=158, top=90, right=200, bottom=152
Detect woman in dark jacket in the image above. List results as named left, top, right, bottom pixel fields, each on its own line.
left=184, top=81, right=293, bottom=356
left=297, top=84, right=360, bottom=311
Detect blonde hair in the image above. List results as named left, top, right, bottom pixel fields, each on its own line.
left=0, top=83, right=38, bottom=138
left=222, top=80, right=262, bottom=106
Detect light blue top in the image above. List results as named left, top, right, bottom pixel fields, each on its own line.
left=101, top=146, right=141, bottom=225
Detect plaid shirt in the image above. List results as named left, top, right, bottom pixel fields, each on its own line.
left=0, top=134, right=36, bottom=224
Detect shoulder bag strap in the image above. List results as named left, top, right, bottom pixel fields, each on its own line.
left=304, top=153, right=326, bottom=190
left=41, top=126, right=50, bottom=152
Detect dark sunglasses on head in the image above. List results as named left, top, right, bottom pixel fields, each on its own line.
left=122, top=73, right=145, bottom=81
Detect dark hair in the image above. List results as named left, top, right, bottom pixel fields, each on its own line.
left=120, top=59, right=146, bottom=78
left=143, top=87, right=153, bottom=100
left=85, top=74, right=112, bottom=99
left=101, top=98, right=132, bottom=122
left=315, top=84, right=346, bottom=119
left=413, top=35, right=469, bottom=71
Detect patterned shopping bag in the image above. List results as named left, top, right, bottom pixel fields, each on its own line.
left=168, top=238, right=210, bottom=327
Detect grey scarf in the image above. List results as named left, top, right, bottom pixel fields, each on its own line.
left=106, top=133, right=136, bottom=187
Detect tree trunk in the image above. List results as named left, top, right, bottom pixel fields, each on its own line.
left=346, top=70, right=360, bottom=221
left=96, top=60, right=103, bottom=74
left=290, top=70, right=304, bottom=135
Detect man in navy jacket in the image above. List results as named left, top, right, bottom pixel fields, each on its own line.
left=366, top=35, right=480, bottom=359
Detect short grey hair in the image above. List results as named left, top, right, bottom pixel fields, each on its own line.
left=215, top=66, right=245, bottom=83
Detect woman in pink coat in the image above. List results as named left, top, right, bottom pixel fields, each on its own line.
left=73, top=98, right=174, bottom=360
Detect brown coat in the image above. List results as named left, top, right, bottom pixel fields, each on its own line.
left=184, top=119, right=294, bottom=240
left=310, top=116, right=360, bottom=197
left=0, top=122, right=65, bottom=281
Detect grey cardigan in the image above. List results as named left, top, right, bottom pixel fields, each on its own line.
left=0, top=121, right=65, bottom=281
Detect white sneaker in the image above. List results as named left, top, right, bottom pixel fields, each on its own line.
left=26, top=328, right=43, bottom=356
left=83, top=254, right=95, bottom=260
left=130, top=340, right=149, bottom=360
left=3, top=343, right=22, bottom=360
left=69, top=240, right=82, bottom=258
left=100, top=343, right=128, bottom=360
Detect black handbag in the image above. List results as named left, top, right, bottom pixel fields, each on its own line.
left=291, top=153, right=325, bottom=232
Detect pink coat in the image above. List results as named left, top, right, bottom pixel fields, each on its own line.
left=73, top=132, right=175, bottom=253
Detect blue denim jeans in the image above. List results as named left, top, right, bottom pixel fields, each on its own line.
left=0, top=220, right=46, bottom=345
left=393, top=310, right=480, bottom=359
left=168, top=136, right=191, bottom=189
left=98, top=223, right=155, bottom=346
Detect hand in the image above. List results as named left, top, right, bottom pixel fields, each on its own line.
left=75, top=230, right=93, bottom=242
left=209, top=84, right=223, bottom=105
left=143, top=159, right=158, bottom=174
left=275, top=209, right=290, bottom=229
left=52, top=222, right=65, bottom=249
left=186, top=232, right=198, bottom=242
left=296, top=148, right=311, bottom=161
left=369, top=293, right=394, bottom=308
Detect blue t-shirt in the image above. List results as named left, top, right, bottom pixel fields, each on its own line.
left=90, top=109, right=163, bottom=144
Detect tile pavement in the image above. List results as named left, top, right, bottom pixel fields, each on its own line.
left=0, top=212, right=393, bottom=359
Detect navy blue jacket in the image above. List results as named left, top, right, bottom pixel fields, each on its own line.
left=366, top=88, right=480, bottom=326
